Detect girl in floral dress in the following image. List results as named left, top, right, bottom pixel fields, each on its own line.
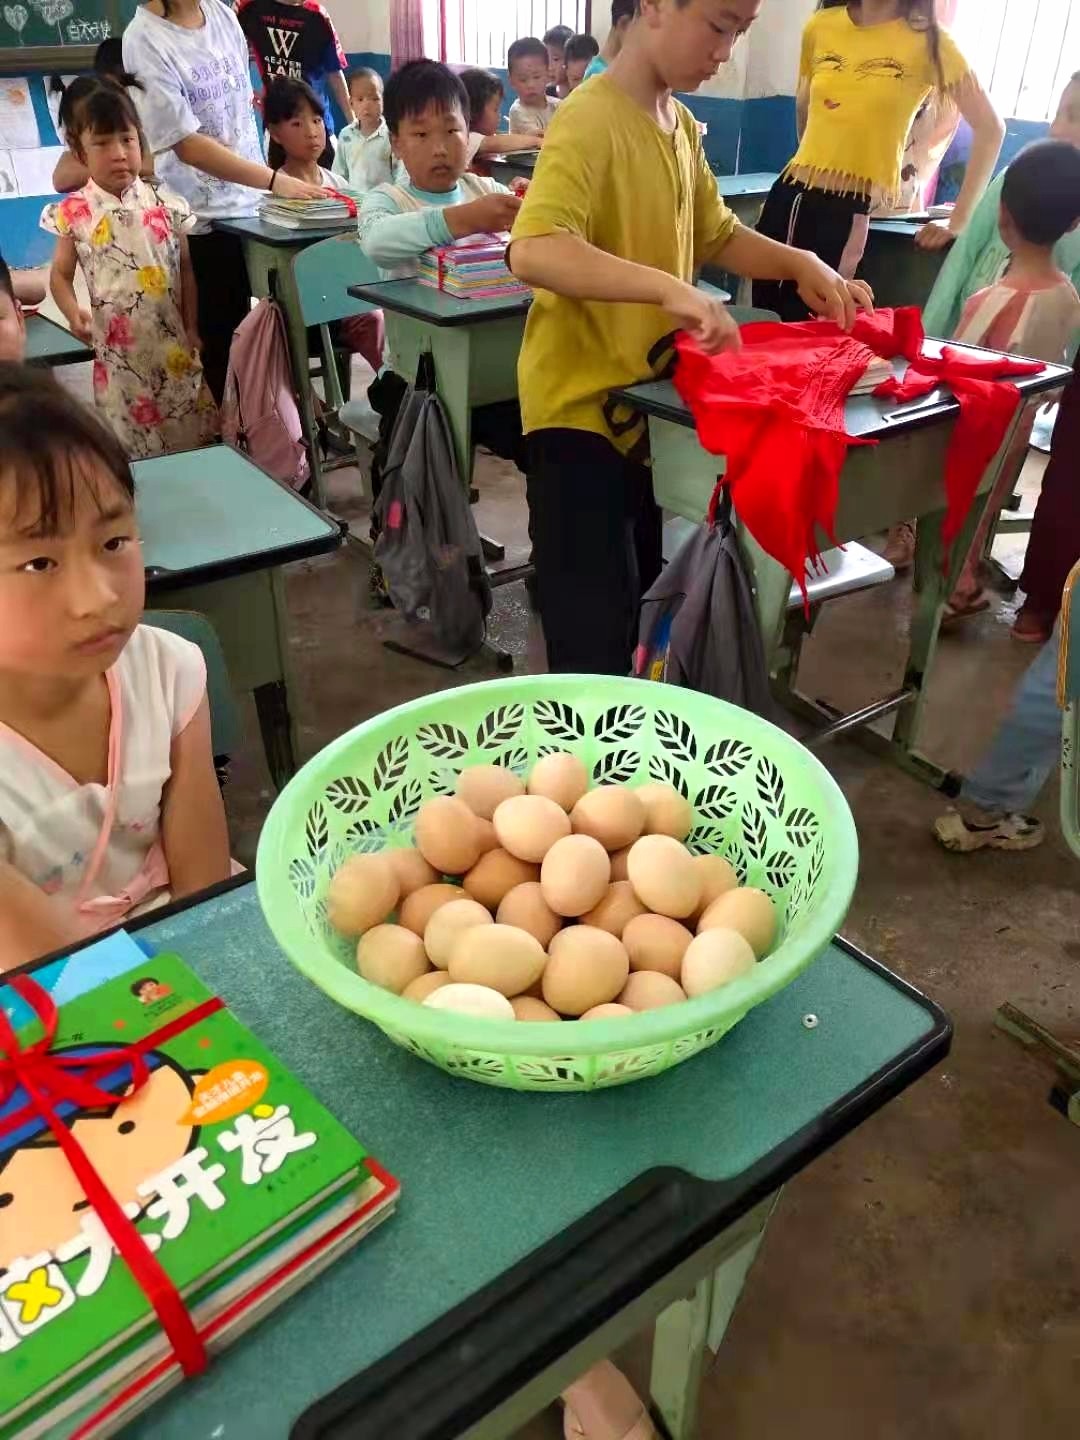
left=42, top=80, right=217, bottom=458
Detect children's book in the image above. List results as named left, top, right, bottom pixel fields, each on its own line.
left=418, top=231, right=531, bottom=300
left=0, top=941, right=397, bottom=1440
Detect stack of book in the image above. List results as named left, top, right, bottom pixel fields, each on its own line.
left=258, top=194, right=357, bottom=230
left=0, top=936, right=397, bottom=1440
left=418, top=232, right=530, bottom=300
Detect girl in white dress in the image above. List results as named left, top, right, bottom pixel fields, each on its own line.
left=0, top=366, right=231, bottom=972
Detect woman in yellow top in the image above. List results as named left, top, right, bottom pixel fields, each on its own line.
left=754, top=0, right=1003, bottom=320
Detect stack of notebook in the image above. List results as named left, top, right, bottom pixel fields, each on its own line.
left=418, top=231, right=530, bottom=300
left=258, top=194, right=357, bottom=230
left=0, top=937, right=397, bottom=1440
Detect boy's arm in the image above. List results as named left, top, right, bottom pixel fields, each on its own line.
left=48, top=235, right=92, bottom=343
left=0, top=860, right=80, bottom=972
left=178, top=232, right=199, bottom=349
left=359, top=187, right=521, bottom=266
left=160, top=697, right=232, bottom=900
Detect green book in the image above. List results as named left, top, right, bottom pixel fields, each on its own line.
left=0, top=946, right=396, bottom=1439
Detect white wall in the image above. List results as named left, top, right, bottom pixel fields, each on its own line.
left=324, top=0, right=390, bottom=53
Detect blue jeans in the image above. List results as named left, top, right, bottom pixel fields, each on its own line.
left=963, top=622, right=1062, bottom=814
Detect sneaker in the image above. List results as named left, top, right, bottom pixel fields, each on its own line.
left=933, top=805, right=1044, bottom=853
left=883, top=521, right=916, bottom=571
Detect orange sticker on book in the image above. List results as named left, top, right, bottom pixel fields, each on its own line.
left=180, top=1060, right=269, bottom=1125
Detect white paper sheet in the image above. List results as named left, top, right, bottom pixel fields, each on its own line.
left=45, top=74, right=79, bottom=140
left=0, top=150, right=17, bottom=198
left=11, top=145, right=64, bottom=196
left=0, top=78, right=40, bottom=149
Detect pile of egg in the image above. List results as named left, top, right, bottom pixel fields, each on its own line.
left=326, top=754, right=778, bottom=1023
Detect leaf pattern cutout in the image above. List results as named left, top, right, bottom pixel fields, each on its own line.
left=808, top=834, right=826, bottom=893
left=686, top=824, right=726, bottom=856
left=785, top=805, right=820, bottom=850
left=324, top=775, right=370, bottom=815
left=372, top=735, right=408, bottom=792
left=416, top=723, right=468, bottom=761
left=741, top=802, right=768, bottom=862
left=655, top=710, right=697, bottom=765
left=476, top=704, right=526, bottom=750
left=594, top=704, right=646, bottom=745
left=705, top=738, right=754, bottom=777
left=724, top=840, right=750, bottom=884
left=500, top=747, right=530, bottom=774
left=305, top=801, right=329, bottom=860
left=765, top=848, right=796, bottom=890
left=533, top=699, right=586, bottom=743
left=755, top=756, right=785, bottom=821
left=593, top=749, right=638, bottom=786
left=427, top=768, right=456, bottom=796
left=389, top=778, right=423, bottom=824
left=694, top=783, right=737, bottom=822
left=648, top=754, right=688, bottom=797
left=288, top=856, right=317, bottom=900
left=345, top=817, right=384, bottom=852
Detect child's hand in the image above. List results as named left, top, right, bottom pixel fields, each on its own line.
left=662, top=279, right=741, bottom=355
left=914, top=220, right=957, bottom=252
left=525, top=135, right=543, bottom=150
left=790, top=252, right=874, bottom=331
left=450, top=192, right=523, bottom=237
left=70, top=308, right=93, bottom=344
left=510, top=177, right=530, bottom=197
left=273, top=172, right=330, bottom=201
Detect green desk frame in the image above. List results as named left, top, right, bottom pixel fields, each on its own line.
left=861, top=221, right=948, bottom=312
left=134, top=446, right=342, bottom=789
left=24, top=312, right=93, bottom=368
left=615, top=356, right=1070, bottom=789
left=79, top=877, right=950, bottom=1440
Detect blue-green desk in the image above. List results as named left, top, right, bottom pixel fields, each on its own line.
left=24, top=312, right=93, bottom=368
left=95, top=877, right=949, bottom=1440
left=614, top=353, right=1070, bottom=788
left=135, top=446, right=343, bottom=789
left=715, top=170, right=778, bottom=229
left=488, top=149, right=540, bottom=183
left=860, top=220, right=948, bottom=311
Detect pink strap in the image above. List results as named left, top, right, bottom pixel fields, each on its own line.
left=76, top=667, right=123, bottom=906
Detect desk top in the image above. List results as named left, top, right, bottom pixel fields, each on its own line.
left=23, top=312, right=93, bottom=367
left=869, top=218, right=926, bottom=237
left=715, top=171, right=779, bottom=197
left=348, top=278, right=532, bottom=326
left=489, top=149, right=539, bottom=172
left=135, top=445, right=342, bottom=589
left=103, top=879, right=947, bottom=1440
left=215, top=215, right=358, bottom=249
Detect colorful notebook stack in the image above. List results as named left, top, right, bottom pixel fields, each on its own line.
left=258, top=194, right=357, bottom=230
left=418, top=231, right=531, bottom=300
left=0, top=936, right=397, bottom=1440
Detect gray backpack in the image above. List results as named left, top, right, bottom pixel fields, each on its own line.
left=373, top=353, right=492, bottom=659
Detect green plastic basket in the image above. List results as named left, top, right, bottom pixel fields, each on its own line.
left=256, top=676, right=859, bottom=1091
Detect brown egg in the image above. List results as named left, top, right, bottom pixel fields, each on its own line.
left=580, top=1003, right=634, bottom=1021
left=356, top=924, right=429, bottom=993
left=448, top=924, right=547, bottom=997
left=697, top=887, right=777, bottom=958
left=402, top=970, right=453, bottom=1003
left=581, top=881, right=647, bottom=937
left=571, top=787, right=646, bottom=852
left=693, top=854, right=740, bottom=919
left=511, top=995, right=562, bottom=1023
left=636, top=782, right=693, bottom=840
left=327, top=854, right=400, bottom=937
left=496, top=882, right=563, bottom=947
left=619, top=971, right=687, bottom=1010
left=527, top=752, right=589, bottom=812
left=463, top=849, right=539, bottom=911
left=609, top=846, right=632, bottom=881
left=493, top=794, right=571, bottom=863
left=622, top=913, right=693, bottom=979
left=385, top=847, right=439, bottom=900
left=540, top=834, right=611, bottom=918
left=423, top=983, right=514, bottom=1020
left=414, top=797, right=482, bottom=875
left=424, top=898, right=493, bottom=969
left=474, top=817, right=499, bottom=856
left=456, top=763, right=525, bottom=820
left=542, top=927, right=629, bottom=1017
left=682, top=928, right=756, bottom=996
left=626, top=835, right=702, bottom=920
left=399, top=883, right=466, bottom=937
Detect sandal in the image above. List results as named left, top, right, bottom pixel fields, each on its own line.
left=562, top=1362, right=658, bottom=1440
left=941, top=594, right=990, bottom=627
left=1011, top=609, right=1051, bottom=644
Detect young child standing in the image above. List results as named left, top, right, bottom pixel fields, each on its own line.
left=508, top=0, right=872, bottom=676
left=544, top=23, right=574, bottom=99
left=508, top=37, right=561, bottom=136
left=41, top=81, right=217, bottom=460
left=565, top=35, right=602, bottom=92
left=461, top=68, right=543, bottom=165
left=584, top=0, right=636, bottom=80
left=332, top=68, right=397, bottom=193
left=0, top=364, right=231, bottom=971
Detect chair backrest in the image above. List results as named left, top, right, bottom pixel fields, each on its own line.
left=1058, top=562, right=1080, bottom=708
left=728, top=305, right=780, bottom=325
left=293, top=234, right=383, bottom=329
left=145, top=610, right=241, bottom=760
left=1057, top=564, right=1080, bottom=861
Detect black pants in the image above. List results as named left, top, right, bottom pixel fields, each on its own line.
left=753, top=177, right=870, bottom=321
left=187, top=229, right=253, bottom=406
left=526, top=429, right=662, bottom=675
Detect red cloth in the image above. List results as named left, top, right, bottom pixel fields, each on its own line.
left=673, top=306, right=1044, bottom=605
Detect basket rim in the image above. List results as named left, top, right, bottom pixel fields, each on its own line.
left=256, top=675, right=859, bottom=1057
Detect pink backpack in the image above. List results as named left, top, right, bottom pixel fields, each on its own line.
left=221, top=299, right=310, bottom=489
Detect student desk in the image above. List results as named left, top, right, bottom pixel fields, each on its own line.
left=110, top=876, right=949, bottom=1440
left=215, top=215, right=360, bottom=509
left=860, top=220, right=948, bottom=311
left=488, top=148, right=540, bottom=183
left=613, top=352, right=1070, bottom=789
left=715, top=170, right=778, bottom=229
left=134, top=446, right=343, bottom=790
left=23, top=312, right=93, bottom=368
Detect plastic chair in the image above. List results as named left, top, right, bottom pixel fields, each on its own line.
left=1057, top=562, right=1080, bottom=861
left=145, top=610, right=241, bottom=768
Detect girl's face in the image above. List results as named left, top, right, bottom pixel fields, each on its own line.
left=1051, top=82, right=1080, bottom=148
left=0, top=455, right=143, bottom=681
left=269, top=101, right=327, bottom=164
left=78, top=123, right=141, bottom=195
left=350, top=77, right=384, bottom=131
left=477, top=92, right=503, bottom=136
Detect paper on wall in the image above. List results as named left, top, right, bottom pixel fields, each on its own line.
left=12, top=144, right=64, bottom=195
left=0, top=77, right=40, bottom=148
left=0, top=150, right=17, bottom=198
left=45, top=74, right=79, bottom=141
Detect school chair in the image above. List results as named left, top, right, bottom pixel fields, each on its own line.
left=145, top=610, right=241, bottom=780
left=1057, top=561, right=1080, bottom=862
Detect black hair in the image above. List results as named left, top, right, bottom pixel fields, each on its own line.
left=0, top=365, right=135, bottom=538
left=0, top=255, right=13, bottom=309
left=1002, top=139, right=1080, bottom=247
left=818, top=1, right=944, bottom=90
left=615, top=1, right=637, bottom=24
left=132, top=977, right=159, bottom=995
left=346, top=65, right=383, bottom=92
left=264, top=77, right=325, bottom=170
left=93, top=37, right=137, bottom=85
left=460, top=67, right=504, bottom=129
left=565, top=33, right=600, bottom=64
left=70, top=80, right=143, bottom=156
left=383, top=60, right=469, bottom=136
left=543, top=24, right=573, bottom=49
left=507, top=37, right=549, bottom=72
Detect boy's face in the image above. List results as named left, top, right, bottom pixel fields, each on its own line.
left=351, top=76, right=384, bottom=132
left=641, top=0, right=761, bottom=93
left=547, top=42, right=567, bottom=87
left=510, top=55, right=551, bottom=108
left=477, top=92, right=503, bottom=136
left=392, top=100, right=470, bottom=192
left=0, top=288, right=25, bottom=363
left=566, top=58, right=590, bottom=90
left=1051, top=81, right=1080, bottom=148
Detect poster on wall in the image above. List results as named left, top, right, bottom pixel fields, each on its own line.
left=12, top=144, right=64, bottom=193
left=45, top=74, right=79, bottom=139
left=0, top=78, right=40, bottom=148
left=0, top=150, right=17, bottom=196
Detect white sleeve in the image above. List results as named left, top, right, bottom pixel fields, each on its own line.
left=467, top=131, right=484, bottom=162
left=123, top=28, right=200, bottom=153
left=139, top=625, right=208, bottom=738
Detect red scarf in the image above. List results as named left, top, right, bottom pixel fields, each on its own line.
left=673, top=306, right=1043, bottom=606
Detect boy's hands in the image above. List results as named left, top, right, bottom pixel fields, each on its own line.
left=789, top=251, right=874, bottom=330
left=448, top=191, right=523, bottom=238
left=661, top=278, right=741, bottom=354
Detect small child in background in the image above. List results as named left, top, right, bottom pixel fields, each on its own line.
left=0, top=258, right=27, bottom=362
left=333, top=67, right=397, bottom=194
left=461, top=67, right=542, bottom=167
left=41, top=81, right=217, bottom=460
left=584, top=0, right=635, bottom=81
left=564, top=34, right=601, bottom=93
left=508, top=37, right=560, bottom=136
left=0, top=364, right=231, bottom=971
left=543, top=23, right=573, bottom=99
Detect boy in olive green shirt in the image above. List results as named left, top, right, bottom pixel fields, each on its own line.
left=509, top=0, right=872, bottom=676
